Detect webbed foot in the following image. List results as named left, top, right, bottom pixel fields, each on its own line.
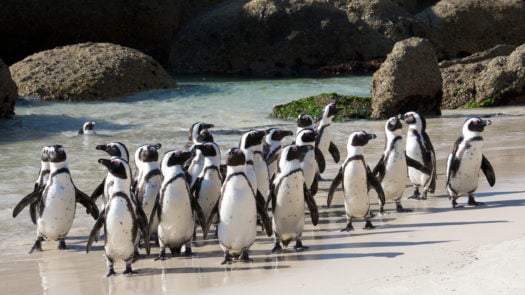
left=29, top=238, right=43, bottom=254
left=341, top=222, right=355, bottom=232
left=294, top=240, right=307, bottom=252
left=468, top=196, right=484, bottom=206
left=272, top=241, right=283, bottom=254
left=396, top=204, right=412, bottom=213
left=364, top=220, right=376, bottom=230
left=221, top=252, right=233, bottom=265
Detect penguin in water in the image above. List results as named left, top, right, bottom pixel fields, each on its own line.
left=154, top=150, right=207, bottom=260
left=373, top=115, right=412, bottom=213
left=214, top=147, right=272, bottom=265
left=296, top=113, right=315, bottom=135
left=402, top=111, right=436, bottom=200
left=27, top=145, right=99, bottom=253
left=327, top=131, right=385, bottom=231
left=269, top=144, right=319, bottom=253
left=87, top=157, right=150, bottom=276
left=191, top=142, right=223, bottom=237
left=78, top=121, right=96, bottom=135
left=295, top=128, right=324, bottom=196
left=133, top=143, right=162, bottom=244
left=315, top=102, right=341, bottom=173
left=263, top=128, right=294, bottom=181
left=12, top=146, right=51, bottom=224
left=90, top=142, right=130, bottom=205
left=446, top=117, right=496, bottom=208
left=187, top=122, right=215, bottom=187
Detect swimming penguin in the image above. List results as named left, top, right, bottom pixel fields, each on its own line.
left=154, top=150, right=207, bottom=260
left=239, top=130, right=268, bottom=202
left=315, top=102, right=341, bottom=173
left=12, top=146, right=51, bottom=224
left=296, top=113, right=315, bottom=135
left=191, top=142, right=223, bottom=237
left=263, top=128, right=294, bottom=181
left=28, top=145, right=99, bottom=253
left=446, top=117, right=496, bottom=208
left=327, top=131, right=385, bottom=231
left=78, top=121, right=96, bottom=135
left=373, top=115, right=412, bottom=213
left=133, top=143, right=162, bottom=241
left=90, top=142, right=130, bottom=205
left=87, top=157, right=150, bottom=276
left=269, top=144, right=319, bottom=253
left=295, top=128, right=324, bottom=196
left=215, top=147, right=272, bottom=264
left=402, top=111, right=436, bottom=200
left=187, top=122, right=215, bottom=187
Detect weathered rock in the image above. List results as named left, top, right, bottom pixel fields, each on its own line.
left=10, top=43, right=176, bottom=101
left=439, top=44, right=516, bottom=69
left=371, top=37, right=442, bottom=119
left=417, top=0, right=525, bottom=59
left=441, top=44, right=525, bottom=108
left=0, top=58, right=18, bottom=118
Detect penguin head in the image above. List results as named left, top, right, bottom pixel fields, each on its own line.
left=348, top=131, right=376, bottom=147
left=40, top=146, right=52, bottom=162
left=195, top=128, right=214, bottom=143
left=48, top=145, right=67, bottom=163
left=98, top=157, right=130, bottom=180
left=464, top=117, right=491, bottom=135
left=239, top=130, right=266, bottom=150
left=225, top=147, right=246, bottom=167
left=386, top=115, right=403, bottom=133
left=402, top=111, right=426, bottom=132
left=96, top=142, right=129, bottom=162
left=194, top=142, right=220, bottom=157
left=136, top=143, right=162, bottom=163
left=189, top=122, right=215, bottom=143
left=296, top=128, right=317, bottom=145
left=321, top=102, right=341, bottom=121
left=297, top=114, right=314, bottom=129
left=79, top=121, right=96, bottom=135
left=283, top=144, right=312, bottom=162
left=266, top=128, right=294, bottom=142
left=162, top=150, right=193, bottom=168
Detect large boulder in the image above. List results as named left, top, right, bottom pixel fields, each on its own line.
left=169, top=0, right=428, bottom=77
left=0, top=58, right=18, bottom=118
left=417, top=0, right=525, bottom=59
left=441, top=44, right=525, bottom=108
left=10, top=43, right=176, bottom=101
left=371, top=37, right=442, bottom=119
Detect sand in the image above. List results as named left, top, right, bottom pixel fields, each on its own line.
left=2, top=108, right=525, bottom=294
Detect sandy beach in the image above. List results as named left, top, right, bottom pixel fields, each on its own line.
left=2, top=107, right=524, bottom=294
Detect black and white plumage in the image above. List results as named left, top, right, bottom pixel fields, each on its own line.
left=295, top=128, right=324, bottom=196
left=315, top=102, right=341, bottom=173
left=78, top=121, right=96, bottom=135
left=402, top=111, right=436, bottom=200
left=187, top=122, right=215, bottom=187
left=296, top=113, right=315, bottom=135
left=446, top=117, right=495, bottom=208
left=87, top=157, right=149, bottom=276
left=327, top=131, right=385, bottom=231
left=239, top=129, right=268, bottom=203
left=27, top=145, right=99, bottom=253
left=269, top=144, right=318, bottom=253
left=373, top=115, right=412, bottom=213
left=263, top=128, right=294, bottom=181
left=91, top=142, right=130, bottom=205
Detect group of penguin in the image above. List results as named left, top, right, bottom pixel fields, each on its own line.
left=12, top=102, right=496, bottom=277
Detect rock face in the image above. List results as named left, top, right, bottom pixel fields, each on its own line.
left=10, top=43, right=176, bottom=101
left=169, top=0, right=428, bottom=77
left=417, top=0, right=525, bottom=59
left=441, top=44, right=525, bottom=108
left=0, top=58, right=18, bottom=118
left=371, top=37, right=442, bottom=119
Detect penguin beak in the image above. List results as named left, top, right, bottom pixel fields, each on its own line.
left=367, top=133, right=377, bottom=140
left=95, top=144, right=107, bottom=151
left=483, top=119, right=492, bottom=126
left=98, top=158, right=113, bottom=169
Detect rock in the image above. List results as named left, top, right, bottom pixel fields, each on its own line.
left=441, top=43, right=525, bottom=108
left=0, top=58, right=18, bottom=118
left=371, top=37, right=442, bottom=119
left=10, top=43, right=176, bottom=101
left=439, top=44, right=517, bottom=69
left=417, top=0, right=525, bottom=59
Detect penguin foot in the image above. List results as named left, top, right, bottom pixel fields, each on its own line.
left=363, top=220, right=376, bottom=230
left=294, top=240, right=307, bottom=252
left=123, top=265, right=136, bottom=276
left=58, top=239, right=67, bottom=250
left=240, top=251, right=252, bottom=263
left=451, top=198, right=463, bottom=208
left=155, top=249, right=167, bottom=261
left=182, top=245, right=192, bottom=257
left=396, top=204, right=412, bottom=213
left=29, top=238, right=43, bottom=254
left=221, top=253, right=233, bottom=265
left=380, top=207, right=386, bottom=215
left=468, top=196, right=484, bottom=206
left=272, top=242, right=283, bottom=254
left=420, top=192, right=428, bottom=200
left=132, top=249, right=142, bottom=262
left=340, top=223, right=355, bottom=232
left=106, top=267, right=117, bottom=277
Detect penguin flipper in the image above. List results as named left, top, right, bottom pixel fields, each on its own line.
left=12, top=189, right=43, bottom=218
left=265, top=151, right=279, bottom=167
left=367, top=165, right=385, bottom=206
left=190, top=196, right=208, bottom=239
left=315, top=147, right=326, bottom=173
left=29, top=202, right=38, bottom=225
left=481, top=154, right=496, bottom=187
left=136, top=205, right=150, bottom=255
left=86, top=209, right=105, bottom=253
left=310, top=173, right=319, bottom=196
left=90, top=179, right=105, bottom=203
left=406, top=155, right=429, bottom=174
left=75, top=187, right=100, bottom=219
left=204, top=199, right=220, bottom=238
left=255, top=191, right=272, bottom=236
left=372, top=155, right=386, bottom=181
left=329, top=141, right=340, bottom=163
left=191, top=176, right=202, bottom=196
left=327, top=167, right=343, bottom=208
left=304, top=183, right=319, bottom=226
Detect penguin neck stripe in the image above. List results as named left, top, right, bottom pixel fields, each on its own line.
left=51, top=167, right=70, bottom=178
left=164, top=173, right=186, bottom=186
left=144, top=169, right=161, bottom=181
left=275, top=168, right=303, bottom=189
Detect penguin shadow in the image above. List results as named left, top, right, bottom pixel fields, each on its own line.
left=133, top=263, right=291, bottom=276
left=381, top=219, right=508, bottom=230
left=302, top=229, right=414, bottom=242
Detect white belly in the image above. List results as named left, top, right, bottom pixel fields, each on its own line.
left=381, top=150, right=407, bottom=201
left=406, top=135, right=430, bottom=186
left=301, top=152, right=317, bottom=189
left=196, top=171, right=222, bottom=221
left=343, top=163, right=370, bottom=218
left=138, top=176, right=161, bottom=232
left=105, top=197, right=136, bottom=261
left=38, top=177, right=76, bottom=240
left=272, top=172, right=305, bottom=241
left=254, top=159, right=270, bottom=201
left=448, top=144, right=483, bottom=195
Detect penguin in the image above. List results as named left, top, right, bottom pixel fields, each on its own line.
left=239, top=129, right=268, bottom=203
left=373, top=115, right=412, bottom=213
left=28, top=145, right=99, bottom=253
left=295, top=128, right=324, bottom=196
left=191, top=142, right=223, bottom=237
left=327, top=131, right=385, bottom=231
left=12, top=146, right=51, bottom=224
left=154, top=150, right=207, bottom=260
left=315, top=102, right=341, bottom=173
left=269, top=144, right=319, bottom=253
left=78, top=121, right=96, bottom=135
left=87, top=157, right=150, bottom=276
left=133, top=143, right=162, bottom=241
left=263, top=128, right=294, bottom=181
left=215, top=147, right=272, bottom=264
left=90, top=142, right=130, bottom=205
left=187, top=122, right=215, bottom=187
left=296, top=113, right=315, bottom=135
left=446, top=117, right=496, bottom=208
left=402, top=111, right=436, bottom=200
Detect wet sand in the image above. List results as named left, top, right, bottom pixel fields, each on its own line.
left=2, top=107, right=525, bottom=294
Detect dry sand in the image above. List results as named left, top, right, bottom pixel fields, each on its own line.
left=2, top=108, right=525, bottom=294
